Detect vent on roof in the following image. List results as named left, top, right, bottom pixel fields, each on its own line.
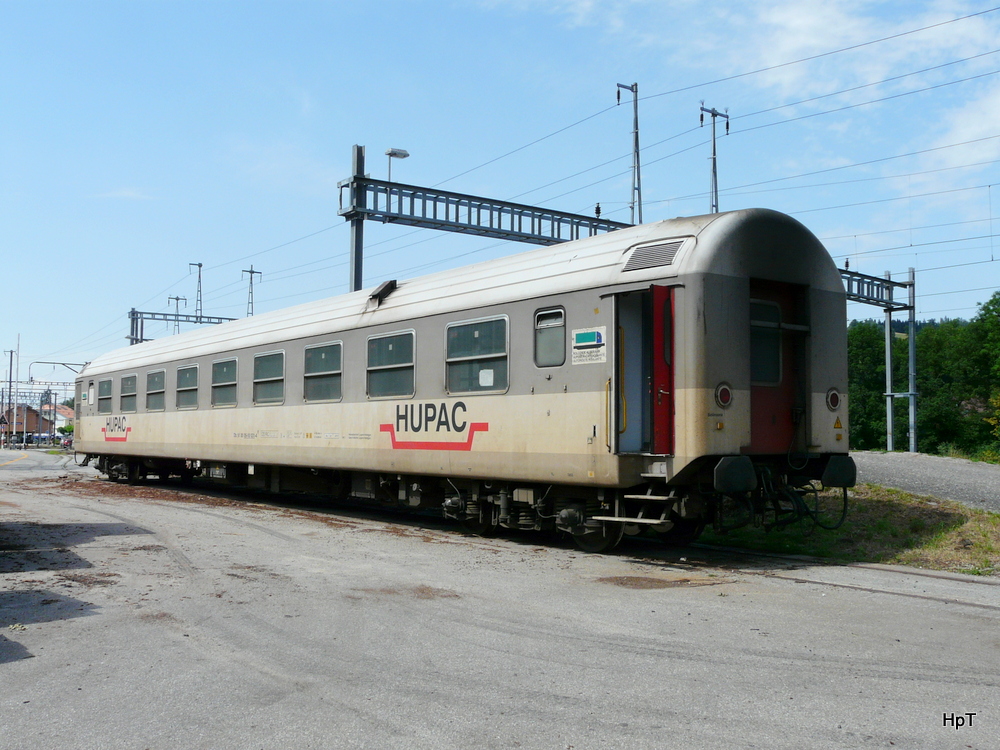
left=368, top=279, right=397, bottom=309
left=623, top=240, right=684, bottom=272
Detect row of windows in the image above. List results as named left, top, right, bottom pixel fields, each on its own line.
left=93, top=310, right=566, bottom=414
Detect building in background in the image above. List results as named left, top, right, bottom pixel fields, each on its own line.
left=1, top=405, right=55, bottom=445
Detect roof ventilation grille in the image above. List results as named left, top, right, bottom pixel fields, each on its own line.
left=623, top=240, right=684, bottom=272
left=368, top=279, right=397, bottom=309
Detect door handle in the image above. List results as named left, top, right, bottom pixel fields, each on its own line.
left=657, top=388, right=670, bottom=405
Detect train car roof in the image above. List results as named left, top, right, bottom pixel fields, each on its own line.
left=81, top=208, right=840, bottom=377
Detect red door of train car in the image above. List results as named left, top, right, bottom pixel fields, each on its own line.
left=651, top=285, right=674, bottom=455
left=748, top=280, right=804, bottom=454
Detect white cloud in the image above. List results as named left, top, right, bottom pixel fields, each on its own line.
left=911, top=77, right=1000, bottom=187
left=749, top=2, right=1000, bottom=95
left=492, top=1, right=1000, bottom=98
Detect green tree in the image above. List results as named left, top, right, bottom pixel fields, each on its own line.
left=914, top=319, right=982, bottom=454
left=985, top=393, right=1000, bottom=441
left=971, top=291, right=1000, bottom=384
left=969, top=291, right=1000, bottom=450
left=848, top=292, right=1000, bottom=457
left=847, top=320, right=887, bottom=450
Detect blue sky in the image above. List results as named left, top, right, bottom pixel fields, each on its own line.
left=4, top=1, right=1000, bottom=389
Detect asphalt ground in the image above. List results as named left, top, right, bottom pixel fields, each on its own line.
left=1, top=450, right=997, bottom=749
left=852, top=451, right=1000, bottom=512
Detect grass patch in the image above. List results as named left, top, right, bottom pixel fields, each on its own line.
left=700, top=483, right=1000, bottom=576
left=934, top=443, right=1000, bottom=465
left=973, top=448, right=1000, bottom=465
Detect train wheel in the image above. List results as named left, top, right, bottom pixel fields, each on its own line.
left=459, top=501, right=497, bottom=537
left=657, top=518, right=706, bottom=546
left=573, top=522, right=624, bottom=553
left=322, top=471, right=351, bottom=503
left=459, top=515, right=498, bottom=537
left=126, top=461, right=143, bottom=485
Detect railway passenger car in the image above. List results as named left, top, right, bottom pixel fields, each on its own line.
left=76, top=208, right=856, bottom=551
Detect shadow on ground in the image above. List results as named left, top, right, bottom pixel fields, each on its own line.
left=1, top=521, right=144, bottom=663
left=692, top=485, right=975, bottom=567
left=0, top=521, right=152, bottom=574
left=0, top=590, right=99, bottom=664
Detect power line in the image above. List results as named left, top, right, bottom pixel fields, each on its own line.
left=224, top=150, right=995, bottom=308
left=846, top=243, right=998, bottom=263
left=704, top=158, right=1000, bottom=203
left=919, top=305, right=988, bottom=315
left=823, top=216, right=995, bottom=242
left=640, top=7, right=1000, bottom=103
left=129, top=36, right=1000, bottom=309
left=515, top=52, right=999, bottom=206
left=432, top=8, right=1000, bottom=189
left=661, top=134, right=1000, bottom=202
left=508, top=56, right=1000, bottom=212
left=432, top=105, right=618, bottom=187
left=207, top=223, right=344, bottom=271
left=920, top=258, right=999, bottom=273
left=736, top=68, right=1000, bottom=138
left=733, top=49, right=1000, bottom=124
left=538, top=140, right=708, bottom=206
left=39, top=271, right=192, bottom=359
left=831, top=234, right=999, bottom=259
left=645, top=73, right=1000, bottom=206
left=57, top=13, right=1000, bottom=354
left=793, top=183, right=993, bottom=215
left=920, top=283, right=1000, bottom=298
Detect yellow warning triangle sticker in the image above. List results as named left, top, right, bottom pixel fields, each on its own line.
left=834, top=417, right=842, bottom=429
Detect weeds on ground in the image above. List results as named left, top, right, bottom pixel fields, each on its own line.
left=700, top=483, right=1000, bottom=576
left=935, top=443, right=1000, bottom=465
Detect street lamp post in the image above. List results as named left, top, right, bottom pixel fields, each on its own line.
left=385, top=148, right=409, bottom=185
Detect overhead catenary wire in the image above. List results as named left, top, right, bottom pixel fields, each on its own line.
left=433, top=6, right=1000, bottom=187
left=735, top=68, right=1000, bottom=137
left=508, top=67, right=1000, bottom=214
left=638, top=7, right=1000, bottom=104
left=919, top=305, right=993, bottom=315
left=137, top=20, right=1000, bottom=282
left=210, top=157, right=996, bottom=313
left=731, top=49, right=1000, bottom=124
left=831, top=235, right=1000, bottom=260
left=652, top=134, right=1000, bottom=207
left=793, top=183, right=994, bottom=215
left=823, top=216, right=999, bottom=242
left=207, top=222, right=345, bottom=271
left=532, top=60, right=1000, bottom=210
left=709, top=158, right=1000, bottom=202
left=509, top=57, right=1000, bottom=210
left=515, top=50, right=1000, bottom=208
left=48, top=8, right=1000, bottom=356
